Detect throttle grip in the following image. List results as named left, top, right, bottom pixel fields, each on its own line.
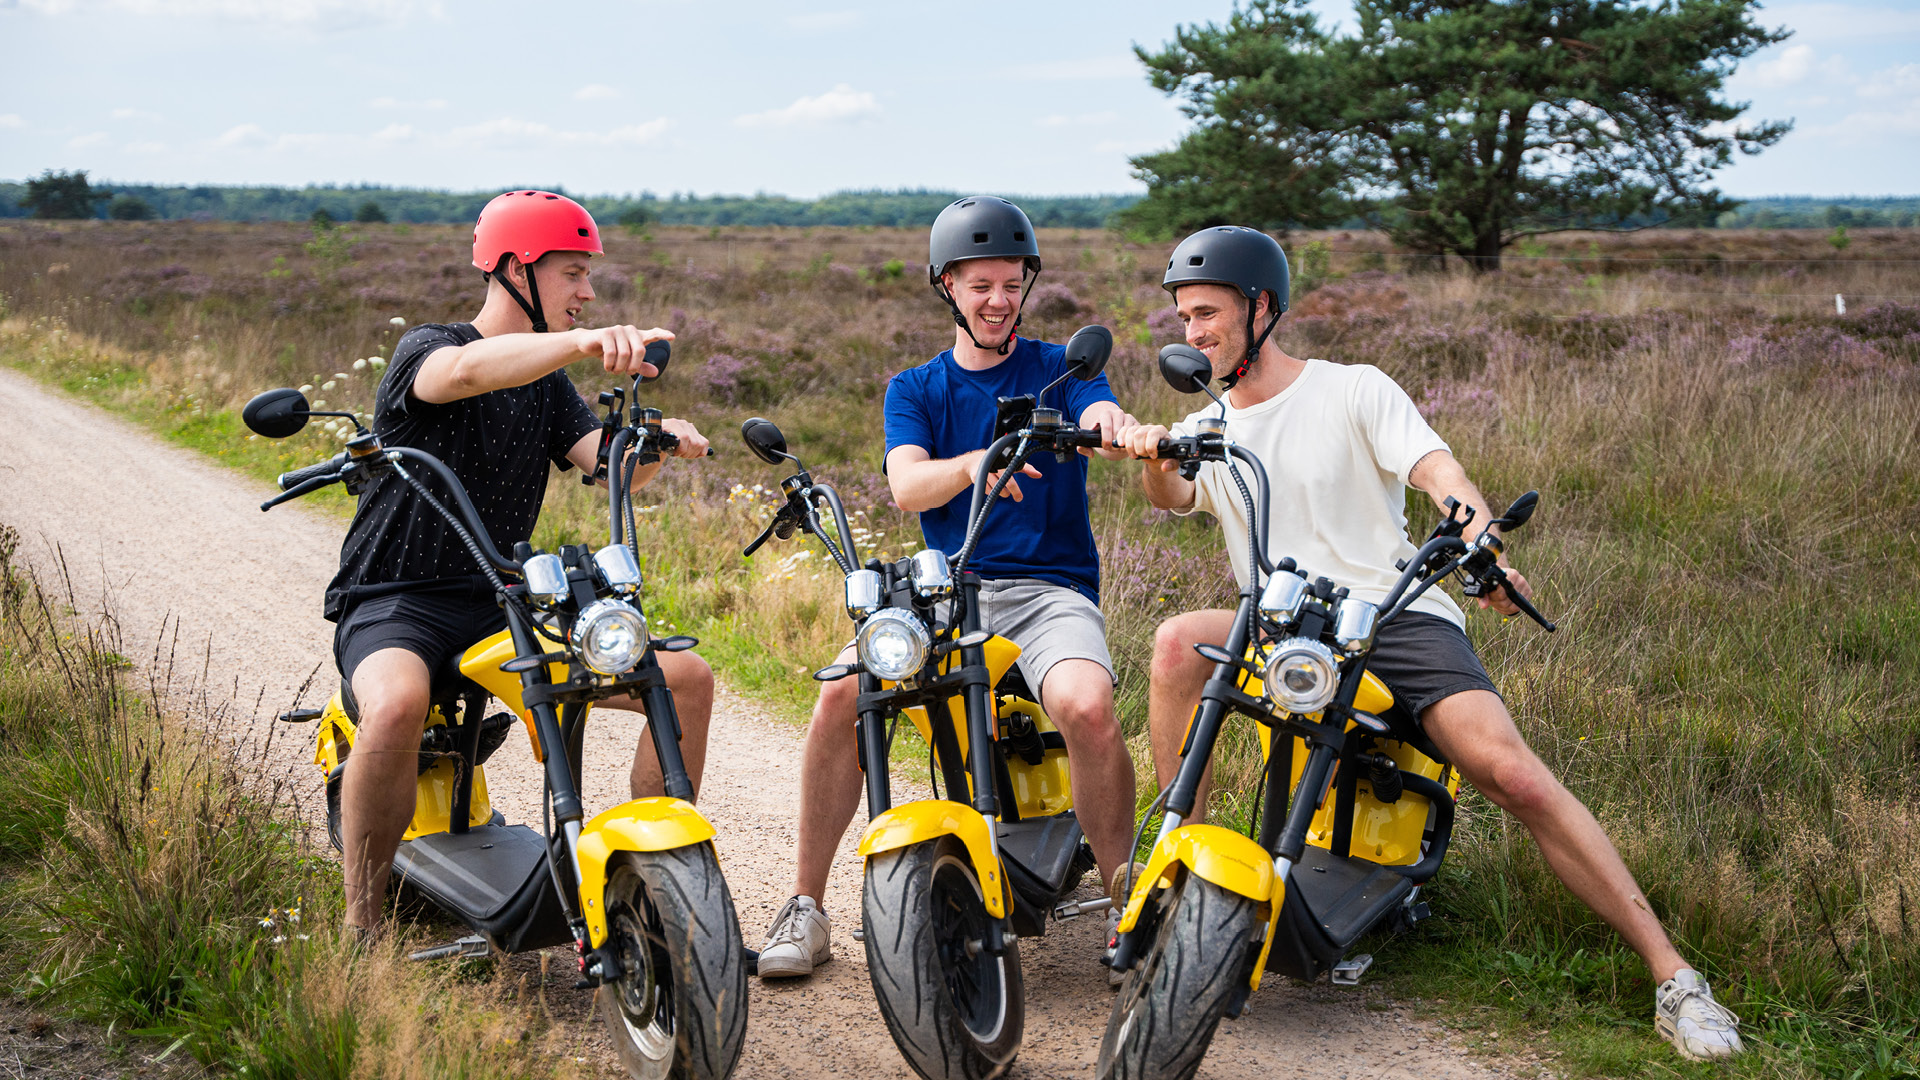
left=278, top=454, right=345, bottom=491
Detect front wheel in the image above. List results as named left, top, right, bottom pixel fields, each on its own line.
left=863, top=835, right=1024, bottom=1080
left=597, top=845, right=748, bottom=1080
left=1096, top=870, right=1259, bottom=1080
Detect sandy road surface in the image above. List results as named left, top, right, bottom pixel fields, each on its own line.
left=0, top=365, right=1526, bottom=1079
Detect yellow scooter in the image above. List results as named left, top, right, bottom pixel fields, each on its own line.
left=244, top=352, right=747, bottom=1080
left=1097, top=346, right=1555, bottom=1080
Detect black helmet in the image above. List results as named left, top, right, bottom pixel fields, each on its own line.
left=1162, top=226, right=1290, bottom=388
left=928, top=196, right=1044, bottom=355
left=928, top=196, right=1042, bottom=284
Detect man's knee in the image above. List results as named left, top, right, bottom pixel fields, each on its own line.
left=662, top=650, right=714, bottom=699
left=1151, top=610, right=1229, bottom=682
left=348, top=651, right=431, bottom=738
left=808, top=671, right=860, bottom=734
left=1042, top=663, right=1120, bottom=746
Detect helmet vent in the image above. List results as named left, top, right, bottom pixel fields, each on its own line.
left=1188, top=256, right=1205, bottom=266
left=544, top=194, right=558, bottom=200
left=959, top=200, right=976, bottom=208
left=973, top=232, right=990, bottom=244
left=577, top=228, right=590, bottom=237
left=1013, top=231, right=1027, bottom=241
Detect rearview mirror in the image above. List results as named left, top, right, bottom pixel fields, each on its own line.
left=242, top=387, right=311, bottom=439
left=640, top=339, right=671, bottom=384
left=1495, top=490, right=1540, bottom=531
left=1157, top=344, right=1212, bottom=395
left=740, top=416, right=791, bottom=465
left=1063, top=325, right=1113, bottom=382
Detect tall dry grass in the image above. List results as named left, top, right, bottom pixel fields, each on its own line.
left=3, top=219, right=1918, bottom=1072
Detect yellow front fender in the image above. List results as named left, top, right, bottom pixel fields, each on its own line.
left=1114, top=824, right=1289, bottom=992
left=856, top=800, right=1005, bottom=919
left=575, top=798, right=718, bottom=947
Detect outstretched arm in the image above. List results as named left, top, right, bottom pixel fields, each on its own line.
left=885, top=445, right=1041, bottom=513
left=414, top=325, right=674, bottom=404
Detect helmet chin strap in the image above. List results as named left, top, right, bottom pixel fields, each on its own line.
left=1220, top=290, right=1281, bottom=390
left=938, top=271, right=1039, bottom=356
left=489, top=256, right=549, bottom=333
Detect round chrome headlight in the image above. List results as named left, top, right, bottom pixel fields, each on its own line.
left=1262, top=637, right=1339, bottom=715
left=856, top=607, right=931, bottom=682
left=573, top=598, right=649, bottom=675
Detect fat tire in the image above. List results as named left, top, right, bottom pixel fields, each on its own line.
left=1096, top=872, right=1259, bottom=1080
left=597, top=844, right=748, bottom=1080
left=863, top=836, right=1024, bottom=1080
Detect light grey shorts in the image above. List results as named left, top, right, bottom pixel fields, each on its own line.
left=974, top=578, right=1115, bottom=695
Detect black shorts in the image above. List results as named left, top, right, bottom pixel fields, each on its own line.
left=1361, top=611, right=1501, bottom=724
left=332, top=583, right=506, bottom=691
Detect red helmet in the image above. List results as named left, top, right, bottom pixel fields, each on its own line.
left=471, top=190, right=603, bottom=273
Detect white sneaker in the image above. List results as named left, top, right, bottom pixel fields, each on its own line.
left=757, top=895, right=832, bottom=979
left=1655, top=969, right=1744, bottom=1061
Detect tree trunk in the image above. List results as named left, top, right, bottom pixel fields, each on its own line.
left=1468, top=230, right=1503, bottom=273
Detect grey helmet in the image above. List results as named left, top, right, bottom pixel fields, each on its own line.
left=928, top=196, right=1043, bottom=355
left=1162, top=226, right=1290, bottom=388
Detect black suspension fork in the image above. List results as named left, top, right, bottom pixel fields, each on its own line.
left=507, top=605, right=586, bottom=828
left=634, top=650, right=695, bottom=803
left=1161, top=594, right=1260, bottom=824
left=856, top=670, right=893, bottom=818
left=957, top=576, right=999, bottom=820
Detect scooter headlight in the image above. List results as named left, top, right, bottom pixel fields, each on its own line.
left=1262, top=637, right=1339, bottom=715
left=573, top=599, right=649, bottom=675
left=856, top=607, right=931, bottom=682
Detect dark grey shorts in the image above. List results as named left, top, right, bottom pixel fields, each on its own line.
left=332, top=585, right=505, bottom=690
left=1361, top=611, right=1501, bottom=722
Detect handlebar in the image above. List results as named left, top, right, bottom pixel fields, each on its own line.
left=278, top=454, right=346, bottom=491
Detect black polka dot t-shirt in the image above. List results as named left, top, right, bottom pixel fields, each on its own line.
left=323, top=322, right=599, bottom=621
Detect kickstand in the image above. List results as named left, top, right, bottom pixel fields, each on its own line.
left=1330, top=953, right=1373, bottom=986
left=408, top=935, right=490, bottom=962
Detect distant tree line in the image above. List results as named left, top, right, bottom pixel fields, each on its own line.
left=0, top=174, right=1135, bottom=229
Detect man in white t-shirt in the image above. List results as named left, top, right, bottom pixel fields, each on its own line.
left=1114, top=226, right=1743, bottom=1063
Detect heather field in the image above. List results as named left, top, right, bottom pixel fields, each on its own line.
left=3, top=219, right=1919, bottom=1076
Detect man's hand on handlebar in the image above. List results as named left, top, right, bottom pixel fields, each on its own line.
left=1077, top=402, right=1138, bottom=461
left=576, top=326, right=674, bottom=377
left=1476, top=563, right=1533, bottom=617
left=659, top=418, right=710, bottom=459
left=1114, top=423, right=1182, bottom=471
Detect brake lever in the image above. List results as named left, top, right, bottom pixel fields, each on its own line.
left=258, top=473, right=340, bottom=511
left=743, top=516, right=780, bottom=557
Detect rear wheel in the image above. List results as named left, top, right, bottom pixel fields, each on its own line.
left=1096, top=870, right=1259, bottom=1080
left=597, top=845, right=747, bottom=1080
left=863, top=835, right=1024, bottom=1080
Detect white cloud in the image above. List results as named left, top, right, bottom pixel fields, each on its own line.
left=372, top=122, right=413, bottom=142
left=1858, top=62, right=1920, bottom=98
left=734, top=84, right=880, bottom=127
left=573, top=84, right=620, bottom=101
left=1810, top=98, right=1920, bottom=141
left=1758, top=3, right=1920, bottom=42
left=785, top=10, right=859, bottom=31
left=368, top=96, right=446, bottom=110
left=1749, top=43, right=1817, bottom=87
left=124, top=139, right=166, bottom=153
left=442, top=117, right=670, bottom=149
left=215, top=122, right=269, bottom=147
left=1036, top=111, right=1118, bottom=128
left=111, top=107, right=163, bottom=121
left=994, top=55, right=1141, bottom=82
left=12, top=0, right=440, bottom=22
left=67, top=131, right=108, bottom=147
left=0, top=114, right=24, bottom=129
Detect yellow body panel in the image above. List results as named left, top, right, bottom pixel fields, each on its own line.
left=574, top=798, right=718, bottom=946
left=896, top=634, right=1022, bottom=769
left=312, top=693, right=495, bottom=840
left=856, top=800, right=1006, bottom=918
left=894, top=635, right=1070, bottom=818
left=458, top=629, right=568, bottom=763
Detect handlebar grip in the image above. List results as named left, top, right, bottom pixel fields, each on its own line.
left=278, top=454, right=345, bottom=491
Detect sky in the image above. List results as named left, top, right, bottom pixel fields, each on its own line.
left=0, top=0, right=1915, bottom=200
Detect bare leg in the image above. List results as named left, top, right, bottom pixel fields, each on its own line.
left=617, top=649, right=714, bottom=800
left=341, top=647, right=432, bottom=932
left=792, top=647, right=865, bottom=907
left=1040, top=658, right=1136, bottom=892
left=1423, top=689, right=1688, bottom=982
left=1146, top=609, right=1236, bottom=823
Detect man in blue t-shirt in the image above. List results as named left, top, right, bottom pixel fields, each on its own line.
left=758, top=197, right=1140, bottom=980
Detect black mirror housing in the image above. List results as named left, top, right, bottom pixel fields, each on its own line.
left=1157, top=344, right=1213, bottom=395
left=639, top=339, right=671, bottom=384
left=242, top=387, right=312, bottom=439
left=740, top=416, right=790, bottom=465
left=1063, top=325, right=1113, bottom=381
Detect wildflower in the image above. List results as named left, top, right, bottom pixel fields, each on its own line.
left=322, top=380, right=337, bottom=391
left=333, top=371, right=351, bottom=381
left=369, top=357, right=387, bottom=370
left=353, top=358, right=368, bottom=371
left=298, top=383, right=314, bottom=394
left=390, top=316, right=407, bottom=326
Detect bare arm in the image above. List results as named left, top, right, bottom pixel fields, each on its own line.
left=1407, top=449, right=1532, bottom=613
left=884, top=445, right=1040, bottom=513
left=1114, top=422, right=1196, bottom=511
left=413, top=325, right=673, bottom=404
left=563, top=418, right=711, bottom=493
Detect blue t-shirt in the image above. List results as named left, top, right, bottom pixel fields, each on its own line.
left=883, top=337, right=1118, bottom=601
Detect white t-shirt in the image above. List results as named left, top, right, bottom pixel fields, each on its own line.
left=1172, top=358, right=1464, bottom=627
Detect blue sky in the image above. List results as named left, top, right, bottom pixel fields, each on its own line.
left=1, top=0, right=1915, bottom=199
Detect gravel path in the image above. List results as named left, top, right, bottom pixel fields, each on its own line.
left=0, top=365, right=1525, bottom=1080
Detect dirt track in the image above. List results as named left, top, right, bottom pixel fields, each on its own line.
left=0, top=365, right=1530, bottom=1079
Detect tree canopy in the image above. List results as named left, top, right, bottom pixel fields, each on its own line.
left=1123, top=0, right=1791, bottom=266
left=21, top=169, right=111, bottom=220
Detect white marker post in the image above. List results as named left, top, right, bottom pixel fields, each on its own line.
left=1836, top=293, right=1847, bottom=315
